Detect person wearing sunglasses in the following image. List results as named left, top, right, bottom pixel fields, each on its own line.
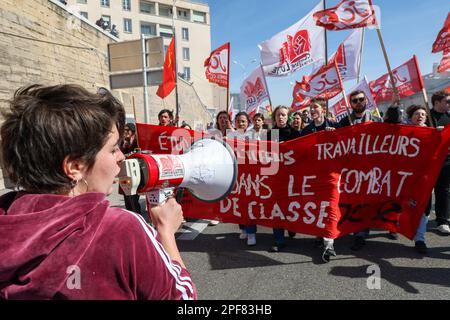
left=430, top=91, right=450, bottom=235
left=339, top=90, right=382, bottom=128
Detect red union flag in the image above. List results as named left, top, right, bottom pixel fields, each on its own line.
left=369, top=56, right=423, bottom=103
left=293, top=60, right=343, bottom=103
left=259, top=1, right=326, bottom=77
left=313, top=0, right=378, bottom=31
left=438, top=49, right=450, bottom=73
left=204, top=42, right=230, bottom=88
left=432, top=12, right=450, bottom=53
left=240, top=65, right=270, bottom=114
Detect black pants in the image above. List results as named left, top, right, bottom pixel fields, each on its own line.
left=435, top=162, right=450, bottom=226
left=124, top=194, right=142, bottom=215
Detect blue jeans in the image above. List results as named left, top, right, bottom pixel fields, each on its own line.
left=239, top=224, right=256, bottom=235
left=273, top=228, right=285, bottom=246
left=414, top=214, right=429, bottom=242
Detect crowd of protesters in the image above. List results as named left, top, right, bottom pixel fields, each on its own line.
left=123, top=90, right=449, bottom=263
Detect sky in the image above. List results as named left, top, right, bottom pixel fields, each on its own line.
left=202, top=0, right=449, bottom=107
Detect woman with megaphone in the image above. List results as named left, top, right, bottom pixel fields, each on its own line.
left=0, top=84, right=196, bottom=300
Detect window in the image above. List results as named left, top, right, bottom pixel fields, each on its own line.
left=124, top=18, right=132, bottom=33
left=182, top=27, right=189, bottom=41
left=100, top=0, right=110, bottom=7
left=183, top=67, right=191, bottom=81
left=159, top=24, right=173, bottom=38
left=102, top=15, right=111, bottom=29
left=177, top=8, right=190, bottom=20
left=79, top=11, right=88, bottom=19
left=164, top=45, right=169, bottom=56
left=140, top=1, right=155, bottom=14
left=140, top=22, right=156, bottom=35
left=193, top=11, right=206, bottom=23
left=122, top=0, right=131, bottom=11
left=183, top=48, right=190, bottom=61
left=159, top=5, right=173, bottom=17
left=77, top=0, right=87, bottom=4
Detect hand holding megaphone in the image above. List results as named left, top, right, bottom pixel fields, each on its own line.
left=118, top=138, right=238, bottom=206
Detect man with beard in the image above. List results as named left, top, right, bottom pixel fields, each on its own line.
left=339, top=90, right=382, bottom=127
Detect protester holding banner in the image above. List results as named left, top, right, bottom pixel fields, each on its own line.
left=0, top=84, right=196, bottom=299
left=158, top=109, right=175, bottom=127
left=406, top=105, right=434, bottom=254
left=300, top=98, right=339, bottom=262
left=339, top=90, right=382, bottom=127
left=301, top=98, right=340, bottom=136
left=246, top=113, right=268, bottom=141
left=267, top=106, right=301, bottom=252
left=290, top=112, right=305, bottom=132
left=430, top=91, right=450, bottom=234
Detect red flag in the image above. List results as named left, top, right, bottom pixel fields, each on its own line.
left=204, top=43, right=230, bottom=88
left=313, top=0, right=378, bottom=31
left=156, top=38, right=176, bottom=99
left=438, top=49, right=450, bottom=73
left=432, top=12, right=450, bottom=53
left=369, top=56, right=423, bottom=103
left=293, top=60, right=343, bottom=104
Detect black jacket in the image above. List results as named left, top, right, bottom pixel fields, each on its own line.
left=268, top=125, right=301, bottom=142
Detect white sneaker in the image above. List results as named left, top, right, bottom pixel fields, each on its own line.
left=247, top=233, right=256, bottom=246
left=437, top=224, right=450, bottom=234
left=208, top=220, right=219, bottom=226
left=239, top=229, right=247, bottom=240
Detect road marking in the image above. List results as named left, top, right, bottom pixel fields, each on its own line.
left=177, top=221, right=209, bottom=240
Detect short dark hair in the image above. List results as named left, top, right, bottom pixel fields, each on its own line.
left=234, top=111, right=250, bottom=124
left=431, top=90, right=449, bottom=106
left=253, top=113, right=264, bottom=121
left=310, top=98, right=326, bottom=108
left=158, top=109, right=174, bottom=119
left=349, top=90, right=366, bottom=100
left=1, top=84, right=125, bottom=194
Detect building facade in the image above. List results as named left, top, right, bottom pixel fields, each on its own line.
left=65, top=0, right=215, bottom=111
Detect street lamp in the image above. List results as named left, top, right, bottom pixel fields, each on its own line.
left=232, top=59, right=257, bottom=78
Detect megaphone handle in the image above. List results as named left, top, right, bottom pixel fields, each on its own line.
left=145, top=188, right=175, bottom=206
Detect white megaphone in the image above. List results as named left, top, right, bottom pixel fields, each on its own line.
left=118, top=138, right=238, bottom=205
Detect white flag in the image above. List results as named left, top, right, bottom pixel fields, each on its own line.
left=330, top=28, right=363, bottom=81
left=258, top=1, right=326, bottom=77
left=240, top=64, right=271, bottom=115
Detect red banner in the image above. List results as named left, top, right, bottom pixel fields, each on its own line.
left=369, top=56, right=423, bottom=103
left=432, top=12, right=450, bottom=53
left=136, top=123, right=450, bottom=240
left=204, top=43, right=230, bottom=88
left=313, top=0, right=378, bottom=31
left=156, top=37, right=176, bottom=99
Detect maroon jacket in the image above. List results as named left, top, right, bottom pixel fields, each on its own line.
left=0, top=192, right=196, bottom=300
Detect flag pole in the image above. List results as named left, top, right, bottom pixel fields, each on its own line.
left=376, top=28, right=401, bottom=104
left=172, top=29, right=180, bottom=127
left=357, top=28, right=365, bottom=83
left=335, top=60, right=353, bottom=125
left=261, top=63, right=273, bottom=113
left=323, top=0, right=329, bottom=117
left=226, top=42, right=231, bottom=113
left=413, top=54, right=436, bottom=127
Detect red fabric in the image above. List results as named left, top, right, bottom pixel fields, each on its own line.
left=432, top=12, right=450, bottom=53
left=369, top=56, right=423, bottom=103
left=313, top=0, right=378, bottom=31
left=0, top=192, right=196, bottom=300
left=204, top=42, right=230, bottom=88
left=438, top=49, right=450, bottom=73
left=137, top=123, right=450, bottom=240
left=157, top=37, right=176, bottom=99
left=292, top=60, right=343, bottom=104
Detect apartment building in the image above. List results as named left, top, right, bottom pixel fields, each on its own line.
left=65, top=0, right=215, bottom=110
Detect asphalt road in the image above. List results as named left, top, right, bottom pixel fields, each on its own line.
left=108, top=187, right=450, bottom=300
